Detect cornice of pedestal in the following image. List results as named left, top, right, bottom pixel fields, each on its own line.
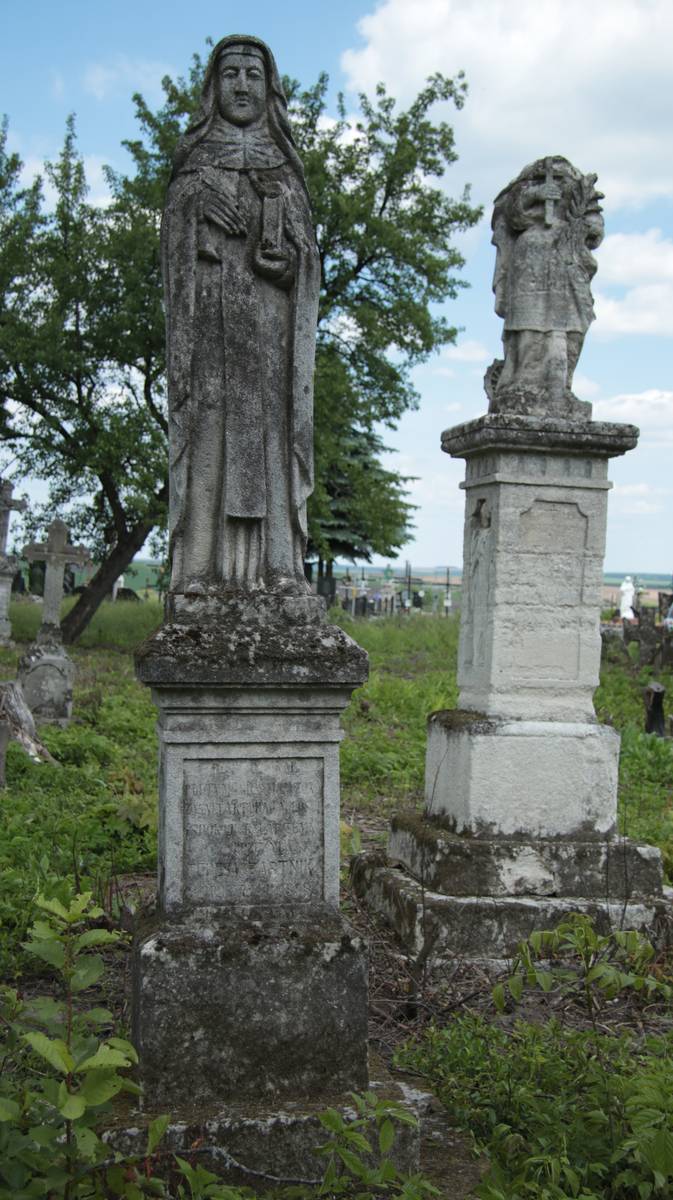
left=441, top=412, right=639, bottom=460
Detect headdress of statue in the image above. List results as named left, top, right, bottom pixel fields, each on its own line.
left=173, top=35, right=307, bottom=191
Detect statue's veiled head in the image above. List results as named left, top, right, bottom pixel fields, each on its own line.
left=173, top=34, right=307, bottom=188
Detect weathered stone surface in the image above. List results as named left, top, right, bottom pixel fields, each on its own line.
left=390, top=812, right=664, bottom=899
left=106, top=1053, right=432, bottom=1190
left=352, top=853, right=671, bottom=961
left=489, top=156, right=604, bottom=415
left=133, top=907, right=368, bottom=1107
left=136, top=597, right=367, bottom=689
left=0, top=561, right=15, bottom=644
left=425, top=710, right=619, bottom=839
left=0, top=480, right=27, bottom=644
left=442, top=412, right=638, bottom=459
left=163, top=36, right=319, bottom=596
left=353, top=160, right=673, bottom=963
left=22, top=519, right=90, bottom=628
left=149, top=678, right=359, bottom=913
left=17, top=627, right=75, bottom=727
left=132, top=35, right=373, bottom=1138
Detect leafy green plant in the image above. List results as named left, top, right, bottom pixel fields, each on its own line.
left=1, top=889, right=435, bottom=1199
left=493, top=913, right=672, bottom=1022
left=316, top=1091, right=434, bottom=1198
left=0, top=888, right=144, bottom=1197
left=399, top=1016, right=673, bottom=1200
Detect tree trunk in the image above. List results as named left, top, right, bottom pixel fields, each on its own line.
left=61, top=515, right=160, bottom=644
left=326, top=559, right=333, bottom=579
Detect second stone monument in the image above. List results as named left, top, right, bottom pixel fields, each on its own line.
left=133, top=35, right=370, bottom=1125
left=354, top=156, right=669, bottom=957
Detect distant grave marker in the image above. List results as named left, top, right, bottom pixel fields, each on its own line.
left=0, top=480, right=28, bottom=645
left=18, top=519, right=91, bottom=726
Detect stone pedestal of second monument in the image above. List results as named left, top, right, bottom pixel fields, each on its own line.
left=353, top=158, right=671, bottom=958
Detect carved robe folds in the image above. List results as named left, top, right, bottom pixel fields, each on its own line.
left=162, top=127, right=319, bottom=593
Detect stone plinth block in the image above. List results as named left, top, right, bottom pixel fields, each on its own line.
left=440, top=414, right=638, bottom=723
left=17, top=627, right=75, bottom=726
left=425, top=710, right=619, bottom=839
left=136, top=603, right=367, bottom=914
left=133, top=907, right=368, bottom=1108
left=389, top=813, right=664, bottom=899
left=351, top=854, right=670, bottom=961
left=104, top=1051, right=443, bottom=1191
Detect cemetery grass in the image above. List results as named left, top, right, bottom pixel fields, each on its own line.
left=2, top=608, right=673, bottom=1196
left=2, top=608, right=673, bottom=976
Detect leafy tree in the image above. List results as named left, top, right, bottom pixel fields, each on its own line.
left=1, top=51, right=480, bottom=639
left=0, top=118, right=167, bottom=642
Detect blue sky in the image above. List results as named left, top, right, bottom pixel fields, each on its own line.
left=2, top=0, right=672, bottom=574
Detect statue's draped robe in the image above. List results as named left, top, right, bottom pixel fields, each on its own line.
left=162, top=119, right=320, bottom=592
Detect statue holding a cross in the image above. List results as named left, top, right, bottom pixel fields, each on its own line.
left=489, top=155, right=604, bottom=416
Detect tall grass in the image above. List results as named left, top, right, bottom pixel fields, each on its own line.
left=10, top=598, right=163, bottom=649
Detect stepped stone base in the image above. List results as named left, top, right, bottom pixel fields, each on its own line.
left=351, top=851, right=673, bottom=961
left=133, top=907, right=368, bottom=1109
left=390, top=813, right=664, bottom=899
left=105, top=1055, right=455, bottom=1192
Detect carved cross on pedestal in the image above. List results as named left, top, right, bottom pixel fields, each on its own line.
left=22, top=519, right=91, bottom=629
left=541, top=157, right=563, bottom=227
left=0, top=480, right=27, bottom=558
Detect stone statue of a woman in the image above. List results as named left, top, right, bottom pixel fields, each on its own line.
left=162, top=35, right=320, bottom=597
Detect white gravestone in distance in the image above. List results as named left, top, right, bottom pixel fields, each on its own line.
left=0, top=481, right=27, bottom=645
left=18, top=520, right=90, bottom=726
left=354, top=156, right=669, bottom=958
left=620, top=575, right=635, bottom=620
left=131, top=38, right=377, bottom=1169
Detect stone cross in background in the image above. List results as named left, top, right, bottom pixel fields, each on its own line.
left=0, top=480, right=28, bottom=645
left=355, top=156, right=669, bottom=958
left=18, top=519, right=91, bottom=727
left=22, top=519, right=90, bottom=631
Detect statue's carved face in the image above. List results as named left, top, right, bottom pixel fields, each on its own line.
left=217, top=52, right=267, bottom=126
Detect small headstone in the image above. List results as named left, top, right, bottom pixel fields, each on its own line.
left=18, top=520, right=91, bottom=726
left=0, top=480, right=28, bottom=645
left=644, top=682, right=666, bottom=737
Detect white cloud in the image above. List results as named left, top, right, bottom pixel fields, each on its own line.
left=594, top=286, right=673, bottom=337
left=593, top=390, right=673, bottom=442
left=597, top=230, right=673, bottom=286
left=441, top=338, right=490, bottom=364
left=19, top=154, right=112, bottom=209
left=50, top=71, right=65, bottom=99
left=573, top=373, right=601, bottom=399
left=342, top=0, right=673, bottom=212
left=610, top=482, right=671, bottom=516
left=83, top=56, right=172, bottom=103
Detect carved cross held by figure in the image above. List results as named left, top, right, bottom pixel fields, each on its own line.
left=541, top=157, right=563, bottom=227
left=22, top=520, right=91, bottom=629
left=0, top=481, right=27, bottom=557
